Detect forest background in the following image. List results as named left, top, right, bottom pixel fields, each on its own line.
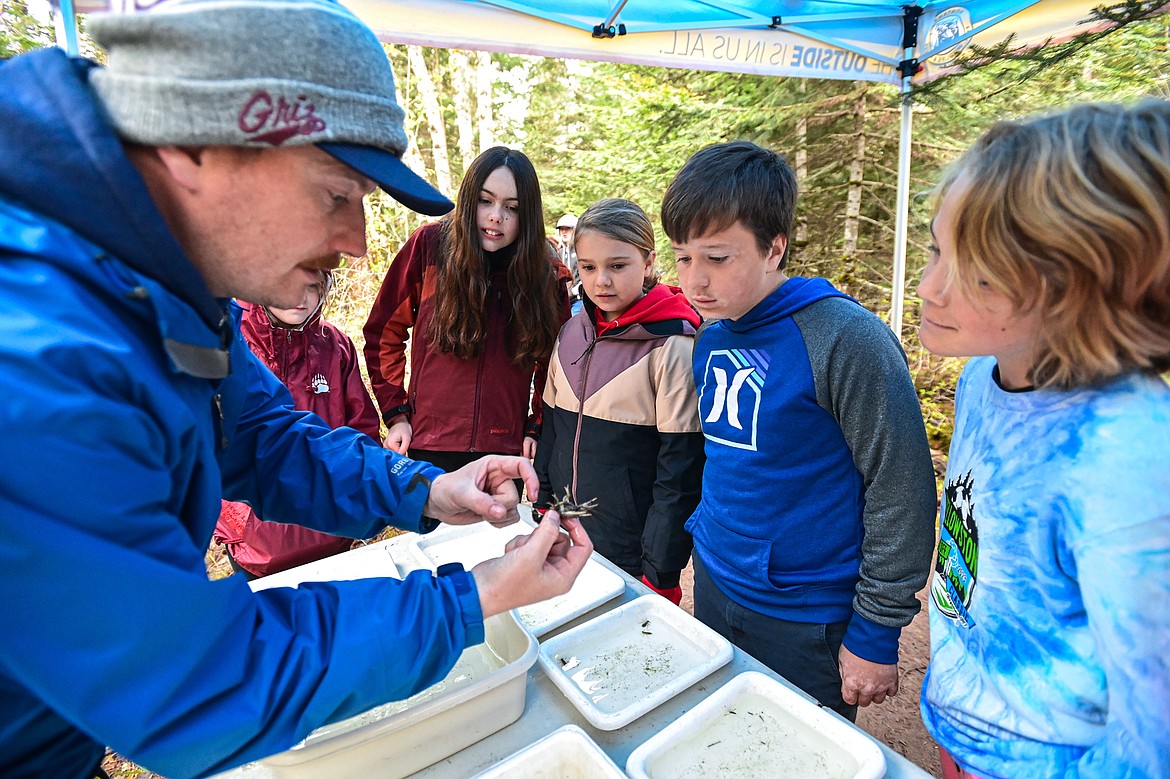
left=2, top=3, right=1169, bottom=777
left=5, top=3, right=1167, bottom=454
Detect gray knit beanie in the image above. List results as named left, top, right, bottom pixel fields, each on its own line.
left=88, top=0, right=452, bottom=215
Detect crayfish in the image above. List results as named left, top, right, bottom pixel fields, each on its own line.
left=549, top=487, right=598, bottom=519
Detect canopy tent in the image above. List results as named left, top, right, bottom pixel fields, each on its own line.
left=61, top=0, right=1122, bottom=335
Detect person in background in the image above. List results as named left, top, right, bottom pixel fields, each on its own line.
left=556, top=212, right=579, bottom=282
left=660, top=140, right=937, bottom=721
left=214, top=274, right=381, bottom=579
left=534, top=198, right=704, bottom=604
left=0, top=1, right=592, bottom=776
left=364, top=147, right=571, bottom=470
left=918, top=101, right=1170, bottom=779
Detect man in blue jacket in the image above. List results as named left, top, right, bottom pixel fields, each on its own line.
left=0, top=1, right=592, bottom=777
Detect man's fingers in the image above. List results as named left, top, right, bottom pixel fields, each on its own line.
left=560, top=516, right=592, bottom=553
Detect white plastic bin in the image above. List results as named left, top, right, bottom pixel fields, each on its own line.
left=259, top=611, right=538, bottom=779
left=469, top=725, right=628, bottom=779
left=537, top=595, right=732, bottom=730
left=625, top=670, right=887, bottom=779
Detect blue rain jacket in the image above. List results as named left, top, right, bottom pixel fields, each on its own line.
left=0, top=49, right=484, bottom=779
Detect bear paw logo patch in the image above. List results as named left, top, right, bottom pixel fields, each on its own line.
left=311, top=373, right=331, bottom=394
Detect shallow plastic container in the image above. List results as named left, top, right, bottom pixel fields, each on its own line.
left=469, top=725, right=628, bottom=779
left=409, top=521, right=519, bottom=570
left=403, top=520, right=626, bottom=638
left=248, top=541, right=402, bottom=592
left=516, top=557, right=625, bottom=638
left=258, top=611, right=538, bottom=779
left=537, top=595, right=733, bottom=730
left=624, top=670, right=887, bottom=779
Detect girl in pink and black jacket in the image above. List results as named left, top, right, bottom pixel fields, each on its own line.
left=535, top=199, right=705, bottom=603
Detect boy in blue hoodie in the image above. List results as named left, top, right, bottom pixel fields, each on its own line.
left=661, top=140, right=937, bottom=720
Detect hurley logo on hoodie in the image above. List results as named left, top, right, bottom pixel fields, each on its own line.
left=699, top=348, right=765, bottom=451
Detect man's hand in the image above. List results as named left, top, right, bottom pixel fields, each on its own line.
left=383, top=420, right=412, bottom=455
left=839, top=645, right=899, bottom=707
left=423, top=455, right=538, bottom=528
left=522, top=435, right=537, bottom=461
left=471, top=512, right=593, bottom=618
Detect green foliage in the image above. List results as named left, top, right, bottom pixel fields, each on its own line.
left=15, top=12, right=1162, bottom=463
left=1, top=1, right=54, bottom=57
left=912, top=0, right=1170, bottom=106
left=348, top=20, right=1167, bottom=452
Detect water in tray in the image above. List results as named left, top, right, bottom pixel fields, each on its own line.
left=654, top=689, right=862, bottom=778
left=553, top=614, right=710, bottom=715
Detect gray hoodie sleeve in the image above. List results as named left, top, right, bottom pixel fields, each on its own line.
left=795, top=297, right=937, bottom=632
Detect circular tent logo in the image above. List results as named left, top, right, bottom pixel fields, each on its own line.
left=926, top=7, right=973, bottom=67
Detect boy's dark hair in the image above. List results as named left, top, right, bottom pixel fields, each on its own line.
left=661, top=140, right=797, bottom=268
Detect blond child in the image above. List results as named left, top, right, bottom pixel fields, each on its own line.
left=918, top=101, right=1170, bottom=779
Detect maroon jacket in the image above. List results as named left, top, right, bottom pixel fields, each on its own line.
left=214, top=301, right=381, bottom=577
left=363, top=220, right=570, bottom=455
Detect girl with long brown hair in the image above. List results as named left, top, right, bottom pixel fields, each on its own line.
left=364, top=146, right=570, bottom=473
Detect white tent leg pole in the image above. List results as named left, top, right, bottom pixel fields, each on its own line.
left=890, top=85, right=913, bottom=340
left=52, top=0, right=79, bottom=56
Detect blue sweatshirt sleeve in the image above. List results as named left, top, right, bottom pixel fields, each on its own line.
left=1069, top=519, right=1170, bottom=778
left=799, top=300, right=937, bottom=664
left=1064, top=413, right=1170, bottom=778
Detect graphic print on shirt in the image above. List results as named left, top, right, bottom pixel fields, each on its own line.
left=699, top=348, right=767, bottom=451
left=932, top=469, right=979, bottom=628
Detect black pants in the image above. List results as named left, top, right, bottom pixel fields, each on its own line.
left=692, top=553, right=857, bottom=721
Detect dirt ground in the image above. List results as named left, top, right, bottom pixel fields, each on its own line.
left=678, top=562, right=941, bottom=778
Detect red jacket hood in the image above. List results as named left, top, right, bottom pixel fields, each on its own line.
left=593, top=283, right=701, bottom=336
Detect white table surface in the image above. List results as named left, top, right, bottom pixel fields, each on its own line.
left=213, top=521, right=933, bottom=779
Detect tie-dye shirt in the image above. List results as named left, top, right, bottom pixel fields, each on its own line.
left=921, top=357, right=1170, bottom=778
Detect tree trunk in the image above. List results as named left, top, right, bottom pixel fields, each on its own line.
left=793, top=79, right=808, bottom=262
left=393, top=75, right=427, bottom=179
left=408, top=45, right=452, bottom=195
left=475, top=51, right=495, bottom=151
left=450, top=49, right=477, bottom=176
left=842, top=83, right=867, bottom=257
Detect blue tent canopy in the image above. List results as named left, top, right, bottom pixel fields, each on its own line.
left=62, top=0, right=1124, bottom=334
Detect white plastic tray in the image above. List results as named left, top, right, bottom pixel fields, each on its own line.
left=625, top=671, right=887, bottom=779
left=469, top=724, right=628, bottom=779
left=401, top=519, right=625, bottom=639
left=248, top=541, right=402, bottom=592
left=516, top=557, right=625, bottom=638
left=538, top=595, right=733, bottom=730
left=259, top=611, right=537, bottom=779
left=409, top=521, right=519, bottom=570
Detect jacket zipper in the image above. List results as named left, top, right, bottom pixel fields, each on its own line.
left=469, top=287, right=499, bottom=452
left=570, top=331, right=599, bottom=501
